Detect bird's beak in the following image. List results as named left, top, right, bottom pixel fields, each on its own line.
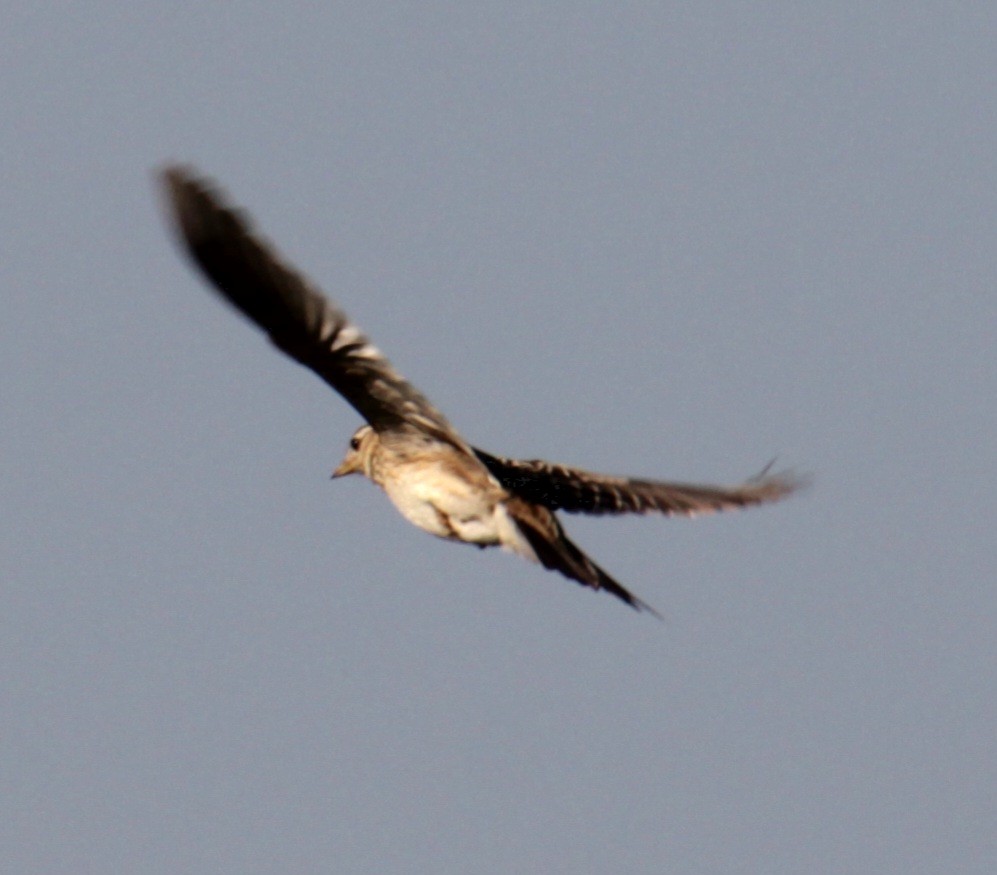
left=331, top=456, right=360, bottom=479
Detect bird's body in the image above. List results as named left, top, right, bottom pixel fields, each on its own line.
left=160, top=166, right=803, bottom=616
left=372, top=440, right=522, bottom=551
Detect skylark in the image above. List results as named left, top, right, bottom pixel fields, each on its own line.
left=160, top=166, right=802, bottom=616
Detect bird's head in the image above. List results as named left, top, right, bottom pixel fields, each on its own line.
left=332, top=424, right=378, bottom=479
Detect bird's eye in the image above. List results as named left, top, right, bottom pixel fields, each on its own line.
left=349, top=436, right=360, bottom=450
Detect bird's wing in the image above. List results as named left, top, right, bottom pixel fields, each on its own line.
left=160, top=166, right=466, bottom=448
left=476, top=450, right=804, bottom=517
left=504, top=497, right=660, bottom=617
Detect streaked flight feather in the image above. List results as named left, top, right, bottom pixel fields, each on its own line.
left=161, top=167, right=466, bottom=450
left=475, top=450, right=804, bottom=517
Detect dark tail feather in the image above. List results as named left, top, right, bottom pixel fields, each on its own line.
left=513, top=512, right=662, bottom=619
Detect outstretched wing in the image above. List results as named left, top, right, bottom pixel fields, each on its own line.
left=160, top=166, right=465, bottom=448
left=476, top=450, right=804, bottom=517
left=505, top=497, right=661, bottom=617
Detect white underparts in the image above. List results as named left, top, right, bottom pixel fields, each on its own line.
left=377, top=462, right=537, bottom=562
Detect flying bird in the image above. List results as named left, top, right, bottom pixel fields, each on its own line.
left=159, top=166, right=802, bottom=616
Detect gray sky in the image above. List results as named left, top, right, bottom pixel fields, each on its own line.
left=3, top=4, right=994, bottom=873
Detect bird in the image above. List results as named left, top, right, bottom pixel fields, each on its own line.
left=159, top=165, right=803, bottom=616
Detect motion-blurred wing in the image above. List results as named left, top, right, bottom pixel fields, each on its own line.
left=476, top=450, right=804, bottom=517
left=160, top=166, right=463, bottom=447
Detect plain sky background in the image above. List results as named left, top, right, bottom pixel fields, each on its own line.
left=2, top=4, right=994, bottom=873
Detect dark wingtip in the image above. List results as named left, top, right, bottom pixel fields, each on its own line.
left=587, top=560, right=663, bottom=620
left=156, top=163, right=211, bottom=250
left=156, top=162, right=199, bottom=206
left=628, top=592, right=665, bottom=621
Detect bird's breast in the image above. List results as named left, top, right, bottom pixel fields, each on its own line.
left=379, top=459, right=505, bottom=546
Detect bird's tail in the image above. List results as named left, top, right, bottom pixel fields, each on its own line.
left=508, top=500, right=661, bottom=618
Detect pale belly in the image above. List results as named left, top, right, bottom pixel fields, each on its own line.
left=381, top=471, right=499, bottom=543
left=378, top=461, right=530, bottom=554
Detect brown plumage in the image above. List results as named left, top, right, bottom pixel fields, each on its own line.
left=474, top=451, right=799, bottom=517
left=160, top=165, right=805, bottom=616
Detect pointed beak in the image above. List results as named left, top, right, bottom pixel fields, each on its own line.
left=331, top=456, right=359, bottom=479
